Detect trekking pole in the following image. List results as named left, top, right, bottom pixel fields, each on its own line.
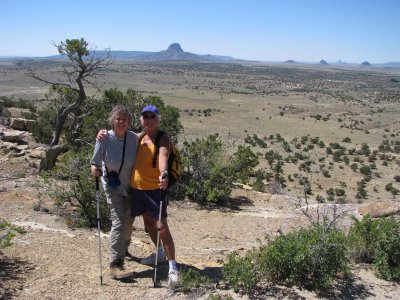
left=153, top=196, right=163, bottom=287
left=154, top=172, right=168, bottom=287
left=96, top=176, right=103, bottom=285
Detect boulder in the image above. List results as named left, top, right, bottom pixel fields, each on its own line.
left=10, top=118, right=25, bottom=130
left=0, top=141, right=18, bottom=149
left=16, top=144, right=30, bottom=151
left=0, top=129, right=27, bottom=142
left=10, top=118, right=36, bottom=131
left=358, top=200, right=400, bottom=218
left=28, top=149, right=46, bottom=159
left=25, top=120, right=36, bottom=131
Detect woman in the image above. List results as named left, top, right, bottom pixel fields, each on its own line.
left=130, top=105, right=180, bottom=288
left=91, top=105, right=138, bottom=279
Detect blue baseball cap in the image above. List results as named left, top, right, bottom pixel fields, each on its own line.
left=141, top=105, right=160, bottom=115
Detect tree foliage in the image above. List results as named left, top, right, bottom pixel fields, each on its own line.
left=80, top=88, right=183, bottom=143
left=175, top=135, right=259, bottom=205
left=30, top=38, right=112, bottom=170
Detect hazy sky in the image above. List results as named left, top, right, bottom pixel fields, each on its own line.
left=1, top=0, right=399, bottom=63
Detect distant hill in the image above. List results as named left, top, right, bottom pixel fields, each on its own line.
left=97, top=43, right=239, bottom=62
left=1, top=46, right=399, bottom=67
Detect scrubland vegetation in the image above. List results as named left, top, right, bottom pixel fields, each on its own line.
left=1, top=39, right=399, bottom=296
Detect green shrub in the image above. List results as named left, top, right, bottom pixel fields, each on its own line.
left=222, top=251, right=257, bottom=294
left=0, top=218, right=26, bottom=248
left=348, top=215, right=400, bottom=281
left=32, top=106, right=57, bottom=144
left=179, top=267, right=213, bottom=293
left=223, top=226, right=349, bottom=294
left=39, top=148, right=110, bottom=230
left=253, top=176, right=266, bottom=192
left=178, top=135, right=259, bottom=205
left=1, top=96, right=36, bottom=112
left=257, top=226, right=348, bottom=290
left=342, top=137, right=352, bottom=143
left=209, top=294, right=233, bottom=300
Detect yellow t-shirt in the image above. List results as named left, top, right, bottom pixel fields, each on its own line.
left=131, top=139, right=160, bottom=190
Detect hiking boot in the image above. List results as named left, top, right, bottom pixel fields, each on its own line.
left=167, top=270, right=181, bottom=289
left=140, top=252, right=167, bottom=266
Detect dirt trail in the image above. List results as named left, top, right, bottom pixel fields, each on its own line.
left=1, top=163, right=399, bottom=299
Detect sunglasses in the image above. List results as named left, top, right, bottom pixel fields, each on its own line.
left=142, top=113, right=156, bottom=120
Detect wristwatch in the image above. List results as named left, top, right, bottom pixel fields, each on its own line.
left=161, top=171, right=168, bottom=178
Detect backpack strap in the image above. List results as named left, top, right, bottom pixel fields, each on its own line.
left=152, top=130, right=165, bottom=168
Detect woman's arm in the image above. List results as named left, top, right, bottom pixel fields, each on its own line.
left=158, top=134, right=171, bottom=189
left=90, top=140, right=105, bottom=176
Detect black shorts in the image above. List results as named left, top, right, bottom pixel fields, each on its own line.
left=130, top=188, right=168, bottom=220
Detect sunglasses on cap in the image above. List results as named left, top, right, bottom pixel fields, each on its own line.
left=142, top=113, right=156, bottom=120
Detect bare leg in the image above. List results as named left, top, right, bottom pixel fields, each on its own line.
left=143, top=212, right=175, bottom=260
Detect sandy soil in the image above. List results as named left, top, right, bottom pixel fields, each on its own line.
left=1, top=158, right=399, bottom=300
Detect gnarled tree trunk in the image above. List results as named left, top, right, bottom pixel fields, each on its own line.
left=39, top=144, right=68, bottom=171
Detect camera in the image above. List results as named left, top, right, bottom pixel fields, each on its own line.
left=105, top=171, right=121, bottom=188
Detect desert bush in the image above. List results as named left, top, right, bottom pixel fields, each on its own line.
left=179, top=267, right=213, bottom=293
left=223, top=225, right=349, bottom=294
left=230, top=145, right=259, bottom=184
left=356, top=179, right=368, bottom=199
left=178, top=135, right=258, bottom=205
left=0, top=218, right=26, bottom=248
left=258, top=226, right=348, bottom=290
left=222, top=251, right=257, bottom=294
left=209, top=294, right=233, bottom=300
left=253, top=169, right=266, bottom=192
left=32, top=106, right=57, bottom=144
left=359, top=165, right=372, bottom=178
left=348, top=215, right=400, bottom=281
left=360, top=143, right=371, bottom=156
left=385, top=183, right=400, bottom=197
left=335, top=189, right=346, bottom=197
left=342, top=137, right=352, bottom=143
left=322, top=169, right=331, bottom=178
left=39, top=147, right=110, bottom=229
left=1, top=96, right=36, bottom=112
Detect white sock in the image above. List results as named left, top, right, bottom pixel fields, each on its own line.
left=168, top=259, right=178, bottom=272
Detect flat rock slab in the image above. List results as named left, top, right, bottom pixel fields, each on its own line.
left=358, top=200, right=400, bottom=218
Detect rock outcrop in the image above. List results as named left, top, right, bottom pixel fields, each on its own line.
left=10, top=118, right=36, bottom=131
left=358, top=200, right=400, bottom=218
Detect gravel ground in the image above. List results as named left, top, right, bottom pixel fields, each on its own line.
left=1, top=159, right=399, bottom=299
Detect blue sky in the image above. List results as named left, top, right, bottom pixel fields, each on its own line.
left=1, top=0, right=399, bottom=63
